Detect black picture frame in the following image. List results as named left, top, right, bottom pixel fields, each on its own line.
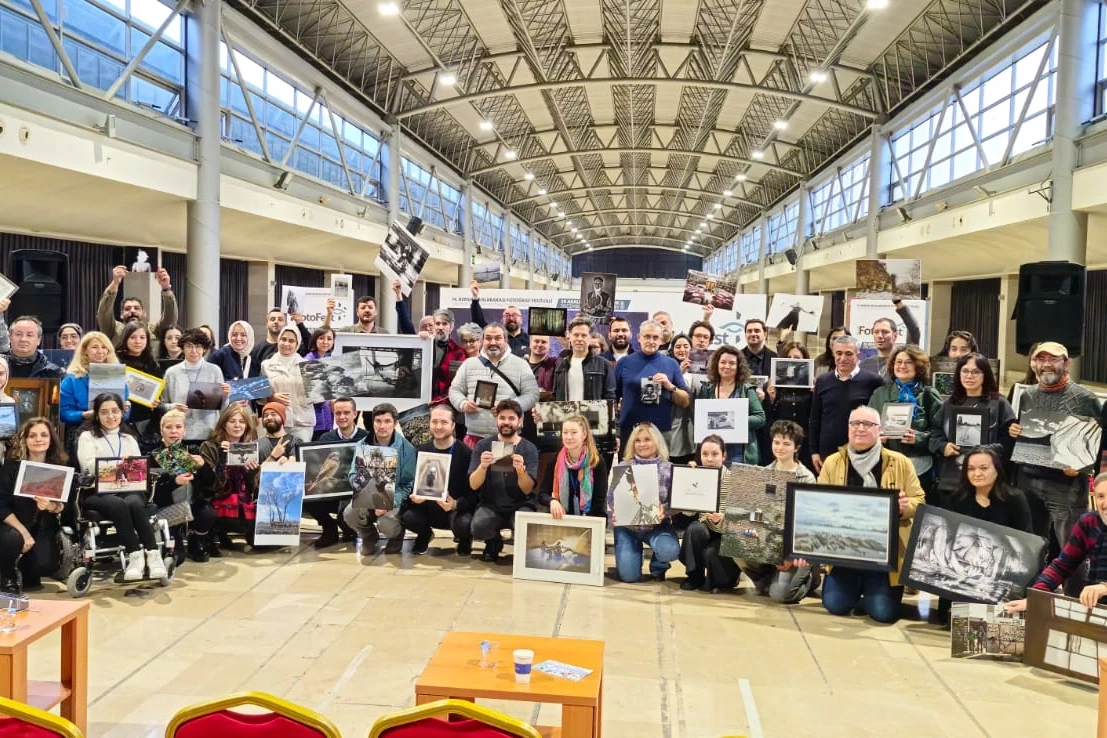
left=901, top=504, right=1046, bottom=604
left=528, top=307, right=568, bottom=337
left=783, top=483, right=899, bottom=572
left=951, top=406, right=989, bottom=448
left=474, top=380, right=498, bottom=410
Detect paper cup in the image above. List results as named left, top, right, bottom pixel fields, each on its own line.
left=513, top=648, right=534, bottom=683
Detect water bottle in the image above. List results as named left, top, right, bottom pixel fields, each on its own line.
left=917, top=592, right=931, bottom=619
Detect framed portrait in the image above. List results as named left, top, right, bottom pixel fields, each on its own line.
left=124, top=367, right=165, bottom=409
left=13, top=460, right=74, bottom=503
left=325, top=333, right=433, bottom=412
left=900, top=504, right=1045, bottom=604
left=693, top=398, right=749, bottom=444
left=783, top=483, right=899, bottom=572
left=296, top=441, right=359, bottom=499
left=1024, top=589, right=1107, bottom=684
left=94, top=457, right=149, bottom=495
left=254, top=461, right=306, bottom=547
left=669, top=465, right=721, bottom=513
left=579, top=272, right=617, bottom=322
left=512, top=512, right=605, bottom=587
left=879, top=402, right=914, bottom=439
left=413, top=451, right=451, bottom=502
left=528, top=307, right=568, bottom=337
left=0, top=405, right=17, bottom=439
left=770, top=358, right=814, bottom=389
left=9, top=378, right=49, bottom=427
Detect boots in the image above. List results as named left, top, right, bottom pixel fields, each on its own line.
left=123, top=550, right=145, bottom=581
left=145, top=549, right=168, bottom=579
left=0, top=568, right=21, bottom=595
left=205, top=532, right=224, bottom=558
left=188, top=534, right=209, bottom=563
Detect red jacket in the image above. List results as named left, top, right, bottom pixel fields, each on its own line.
left=434, top=339, right=467, bottom=405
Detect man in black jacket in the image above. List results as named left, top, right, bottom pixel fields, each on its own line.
left=2, top=315, right=64, bottom=379
left=304, top=397, right=366, bottom=549
left=469, top=282, right=529, bottom=357
left=808, top=335, right=884, bottom=473
left=742, top=318, right=776, bottom=463
left=400, top=404, right=476, bottom=555
left=552, top=317, right=617, bottom=402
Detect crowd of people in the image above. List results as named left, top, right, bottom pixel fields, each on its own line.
left=0, top=266, right=1102, bottom=630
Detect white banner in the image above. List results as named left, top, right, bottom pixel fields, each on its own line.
left=281, top=285, right=353, bottom=330
left=848, top=298, right=930, bottom=355
left=766, top=294, right=824, bottom=334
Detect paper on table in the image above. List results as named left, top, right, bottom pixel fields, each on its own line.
left=534, top=659, right=593, bottom=681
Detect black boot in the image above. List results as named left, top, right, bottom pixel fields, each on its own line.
left=188, top=534, right=209, bottom=563
left=0, top=568, right=21, bottom=596
left=205, top=532, right=224, bottom=558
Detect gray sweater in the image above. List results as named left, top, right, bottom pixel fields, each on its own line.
left=448, top=353, right=540, bottom=439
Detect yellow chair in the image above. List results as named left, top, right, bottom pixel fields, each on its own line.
left=369, top=699, right=541, bottom=738
left=0, top=695, right=83, bottom=738
left=165, top=691, right=341, bottom=738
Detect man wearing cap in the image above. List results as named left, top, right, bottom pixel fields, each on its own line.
left=257, top=402, right=302, bottom=466
left=1009, top=341, right=1102, bottom=596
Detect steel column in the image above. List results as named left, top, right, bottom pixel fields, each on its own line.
left=458, top=180, right=473, bottom=287
left=795, top=187, right=809, bottom=295
left=865, top=125, right=884, bottom=258
left=381, top=121, right=400, bottom=332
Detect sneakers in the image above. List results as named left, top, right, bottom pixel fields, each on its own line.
left=680, top=575, right=705, bottom=591
left=358, top=531, right=380, bottom=557
left=412, top=532, right=432, bottom=555
left=123, top=550, right=145, bottom=581
left=0, top=569, right=21, bottom=595
left=480, top=538, right=503, bottom=562
left=456, top=540, right=472, bottom=556
left=188, top=535, right=209, bottom=563
left=146, top=549, right=168, bottom=580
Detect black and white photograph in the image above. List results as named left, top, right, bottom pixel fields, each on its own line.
left=901, top=504, right=1046, bottom=604
left=954, top=408, right=985, bottom=447
left=766, top=294, right=824, bottom=334
left=682, top=270, right=737, bottom=310
left=227, top=442, right=259, bottom=467
left=535, top=400, right=611, bottom=437
left=747, top=375, right=769, bottom=390
left=528, top=307, right=568, bottom=337
left=13, top=460, right=74, bottom=503
left=88, top=363, right=126, bottom=409
left=579, top=272, right=616, bottom=322
left=413, top=451, right=451, bottom=502
left=1010, top=382, right=1031, bottom=417
left=330, top=273, right=352, bottom=300
left=0, top=271, right=17, bottom=302
left=124, top=367, right=164, bottom=408
left=513, top=512, right=605, bottom=587
left=719, top=464, right=799, bottom=565
left=931, top=356, right=1001, bottom=379
left=687, top=349, right=712, bottom=376
left=608, top=462, right=669, bottom=527
left=227, top=376, right=273, bottom=403
left=693, top=398, right=749, bottom=444
left=375, top=222, right=430, bottom=297
left=951, top=603, right=1025, bottom=660
left=474, top=380, right=498, bottom=410
left=932, top=371, right=955, bottom=397
left=669, top=465, right=721, bottom=513
left=116, top=246, right=159, bottom=273
left=640, top=377, right=661, bottom=405
left=771, top=358, right=813, bottom=389
left=307, top=334, right=432, bottom=412
left=1012, top=410, right=1102, bottom=471
left=490, top=441, right=515, bottom=472
left=855, top=258, right=923, bottom=299
left=186, top=381, right=224, bottom=411
left=0, top=405, right=18, bottom=439
left=297, top=441, right=358, bottom=499
left=879, top=402, right=914, bottom=439
left=472, top=262, right=501, bottom=285
left=784, top=483, right=899, bottom=571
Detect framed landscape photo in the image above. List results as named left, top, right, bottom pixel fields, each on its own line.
left=124, top=367, right=165, bottom=409
left=94, top=457, right=149, bottom=495
left=879, top=402, right=914, bottom=439
left=770, top=358, right=813, bottom=389
left=528, top=307, right=567, bottom=337
left=783, top=483, right=899, bottom=572
left=325, top=333, right=433, bottom=412
left=951, top=603, right=1025, bottom=660
left=0, top=405, right=17, bottom=439
left=693, top=398, right=749, bottom=444
left=512, top=512, right=605, bottom=587
left=186, top=381, right=224, bottom=410
left=669, top=465, right=721, bottom=513
left=227, top=442, right=259, bottom=467
left=88, top=363, right=126, bottom=408
left=1012, top=410, right=1102, bottom=471
left=254, top=461, right=306, bottom=547
left=13, top=461, right=74, bottom=503
left=297, top=441, right=358, bottom=499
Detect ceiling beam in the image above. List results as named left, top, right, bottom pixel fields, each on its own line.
left=470, top=146, right=804, bottom=178
left=509, top=184, right=762, bottom=209
left=533, top=206, right=740, bottom=229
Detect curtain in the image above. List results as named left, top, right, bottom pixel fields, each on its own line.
left=570, top=248, right=703, bottom=279
left=219, top=259, right=249, bottom=341
left=829, top=290, right=846, bottom=329
left=425, top=283, right=441, bottom=316
left=351, top=274, right=375, bottom=303
left=160, top=251, right=188, bottom=328
left=273, top=265, right=325, bottom=306
left=1082, top=270, right=1107, bottom=383
left=949, top=278, right=1001, bottom=358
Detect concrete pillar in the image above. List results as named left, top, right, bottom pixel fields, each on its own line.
left=499, top=209, right=511, bottom=289
left=795, top=186, right=809, bottom=294
left=380, top=120, right=401, bottom=332
left=184, top=0, right=221, bottom=329
left=458, top=180, right=473, bottom=287
left=996, top=274, right=1025, bottom=389
left=927, top=282, right=952, bottom=356
left=757, top=223, right=768, bottom=294
left=865, top=125, right=886, bottom=258
left=247, top=261, right=275, bottom=334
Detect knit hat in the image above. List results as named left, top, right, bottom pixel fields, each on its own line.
left=261, top=402, right=286, bottom=424
left=1033, top=341, right=1068, bottom=359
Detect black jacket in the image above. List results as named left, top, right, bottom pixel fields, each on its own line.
left=537, top=452, right=608, bottom=518
left=552, top=354, right=616, bottom=401
left=8, top=351, right=64, bottom=380
left=416, top=440, right=476, bottom=514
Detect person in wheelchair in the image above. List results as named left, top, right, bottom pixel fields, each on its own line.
left=0, top=418, right=67, bottom=593
left=76, top=393, right=168, bottom=582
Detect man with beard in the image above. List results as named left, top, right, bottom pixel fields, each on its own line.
left=337, top=294, right=385, bottom=334
left=257, top=402, right=302, bottom=466
left=859, top=302, right=921, bottom=376
left=400, top=404, right=475, bottom=555
left=468, top=399, right=538, bottom=561
left=303, top=397, right=366, bottom=548
left=449, top=323, right=539, bottom=446
left=1009, top=341, right=1102, bottom=596
left=345, top=403, right=416, bottom=556
left=97, top=264, right=178, bottom=355
left=652, top=311, right=675, bottom=352
left=527, top=335, right=557, bottom=395
left=250, top=308, right=312, bottom=366
left=0, top=315, right=64, bottom=378
left=469, top=282, right=529, bottom=357
left=742, top=318, right=777, bottom=463
left=424, top=308, right=466, bottom=406
left=602, top=317, right=635, bottom=363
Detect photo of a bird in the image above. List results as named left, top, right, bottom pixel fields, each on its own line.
left=306, top=451, right=341, bottom=493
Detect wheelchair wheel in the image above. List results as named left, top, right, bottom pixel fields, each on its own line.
left=66, top=567, right=92, bottom=597
left=51, top=531, right=77, bottom=581
left=158, top=557, right=175, bottom=587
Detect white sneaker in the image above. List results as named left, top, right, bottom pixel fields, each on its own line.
left=145, top=549, right=168, bottom=579
left=123, top=550, right=145, bottom=581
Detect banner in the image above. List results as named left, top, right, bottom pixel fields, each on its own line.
left=281, top=285, right=353, bottom=330
left=848, top=298, right=930, bottom=357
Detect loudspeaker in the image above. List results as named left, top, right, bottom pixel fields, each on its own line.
left=1014, top=261, right=1085, bottom=357
left=784, top=248, right=798, bottom=266
left=8, top=250, right=68, bottom=334
left=405, top=216, right=424, bottom=236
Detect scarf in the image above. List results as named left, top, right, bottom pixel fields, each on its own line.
left=848, top=443, right=882, bottom=488
left=9, top=352, right=37, bottom=367
left=1037, top=374, right=1070, bottom=394
left=895, top=379, right=919, bottom=418
left=553, top=447, right=593, bottom=514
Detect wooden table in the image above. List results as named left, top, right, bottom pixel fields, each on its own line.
left=415, top=631, right=604, bottom=738
left=0, top=599, right=88, bottom=733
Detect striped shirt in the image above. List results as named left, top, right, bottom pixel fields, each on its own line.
left=1032, top=512, right=1107, bottom=592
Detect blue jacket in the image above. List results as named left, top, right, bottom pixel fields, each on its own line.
left=60, top=373, right=130, bottom=425
left=347, top=431, right=417, bottom=509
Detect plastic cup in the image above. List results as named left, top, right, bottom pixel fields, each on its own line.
left=479, top=640, right=499, bottom=668
left=513, top=648, right=534, bottom=684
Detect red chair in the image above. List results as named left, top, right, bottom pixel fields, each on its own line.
left=0, top=696, right=83, bottom=738
left=368, top=699, right=541, bottom=738
left=165, top=691, right=341, bottom=738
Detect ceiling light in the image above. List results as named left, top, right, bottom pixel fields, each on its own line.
left=504, top=149, right=517, bottom=159
left=866, top=0, right=889, bottom=9
left=809, top=69, right=828, bottom=84
left=723, top=189, right=733, bottom=197
left=523, top=172, right=534, bottom=181
left=735, top=174, right=748, bottom=182
left=691, top=234, right=698, bottom=240
left=707, top=213, right=714, bottom=220
left=585, top=242, right=591, bottom=248
left=773, top=120, right=788, bottom=131
left=696, top=226, right=703, bottom=233
left=479, top=119, right=494, bottom=131
left=571, top=229, right=579, bottom=234
left=378, top=1, right=400, bottom=16
left=576, top=234, right=584, bottom=240
left=751, top=150, right=765, bottom=160
left=438, top=71, right=456, bottom=86
left=538, top=188, right=547, bottom=195
left=713, top=203, right=722, bottom=210
left=700, top=221, right=707, bottom=227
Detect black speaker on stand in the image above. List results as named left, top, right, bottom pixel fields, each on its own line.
left=1014, top=261, right=1085, bottom=357
left=8, top=250, right=68, bottom=335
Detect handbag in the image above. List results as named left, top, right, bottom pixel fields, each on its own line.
left=480, top=357, right=522, bottom=397
left=718, top=463, right=798, bottom=565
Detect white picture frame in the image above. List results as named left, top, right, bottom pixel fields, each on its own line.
left=254, top=461, right=306, bottom=547
left=13, top=461, right=74, bottom=503
left=375, top=222, right=430, bottom=297
left=693, top=398, right=749, bottom=444
left=413, top=451, right=452, bottom=502
left=771, top=358, right=814, bottom=389
left=512, top=512, right=605, bottom=587
left=328, top=333, right=433, bottom=412
left=880, top=402, right=914, bottom=439
left=766, top=294, right=824, bottom=334
left=0, top=272, right=18, bottom=302
left=670, top=465, right=721, bottom=513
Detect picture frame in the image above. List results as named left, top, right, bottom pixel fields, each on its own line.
left=296, top=441, right=359, bottom=499
left=931, top=356, right=1001, bottom=381
left=490, top=441, right=514, bottom=472
left=413, top=451, right=451, bottom=502
left=783, top=483, right=899, bottom=572
left=512, top=512, right=605, bottom=587
left=227, top=442, right=259, bottom=467
left=124, top=367, right=165, bottom=409
left=325, top=333, right=433, bottom=412
left=0, top=271, right=18, bottom=302
left=474, top=380, right=498, bottom=410
left=1012, top=410, right=1102, bottom=471
left=9, top=378, right=50, bottom=426
left=879, top=402, right=914, bottom=439
left=669, top=465, right=721, bottom=513
left=13, top=460, right=74, bottom=503
left=766, top=294, right=824, bottom=334
left=88, top=363, right=126, bottom=409
left=950, top=603, right=1025, bottom=660
left=472, top=262, right=501, bottom=285
left=952, top=406, right=987, bottom=448
left=534, top=400, right=612, bottom=438
left=94, top=457, right=149, bottom=495
left=932, top=371, right=955, bottom=397
left=608, top=462, right=671, bottom=526
left=682, top=270, right=737, bottom=311
left=579, top=271, right=617, bottom=322
left=375, top=222, right=430, bottom=297
left=528, top=307, right=568, bottom=337
left=1023, top=589, right=1107, bottom=684
left=350, top=445, right=398, bottom=510
left=254, top=461, right=307, bottom=547
left=770, top=358, right=813, bottom=389
left=0, top=405, right=17, bottom=439
left=855, top=259, right=923, bottom=300
left=900, top=504, right=1046, bottom=603
left=719, top=463, right=800, bottom=565
left=687, top=349, right=712, bottom=376
left=693, top=398, right=749, bottom=444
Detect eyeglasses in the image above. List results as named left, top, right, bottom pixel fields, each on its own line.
left=960, top=369, right=983, bottom=377
left=848, top=421, right=879, bottom=429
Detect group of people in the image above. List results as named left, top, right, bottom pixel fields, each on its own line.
left=0, top=266, right=1101, bottom=630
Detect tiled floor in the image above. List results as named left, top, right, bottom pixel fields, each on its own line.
left=20, top=533, right=1099, bottom=738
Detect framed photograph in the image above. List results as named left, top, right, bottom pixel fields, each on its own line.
left=771, top=358, right=813, bottom=389
left=951, top=603, right=1025, bottom=660
left=766, top=294, right=824, bottom=334
left=747, top=375, right=768, bottom=390
left=320, top=333, right=433, bottom=412
left=413, top=451, right=451, bottom=502
left=608, top=462, right=671, bottom=526
left=9, top=379, right=49, bottom=426
left=0, top=405, right=17, bottom=439
left=124, top=367, right=165, bottom=409
left=94, top=457, right=149, bottom=495
left=472, top=262, right=501, bottom=285
left=528, top=307, right=567, bottom=337
left=375, top=222, right=430, bottom=297
left=474, top=380, right=498, bottom=410
left=88, top=363, right=126, bottom=409
left=254, top=461, right=306, bottom=547
left=932, top=372, right=955, bottom=397
left=13, top=460, right=74, bottom=503
left=719, top=463, right=801, bottom=565
left=682, top=270, right=737, bottom=310
left=693, top=398, right=749, bottom=444
left=1010, top=382, right=1030, bottom=417
left=855, top=258, right=922, bottom=300
left=1012, top=410, right=1102, bottom=471
left=512, top=512, right=605, bottom=587
left=931, top=356, right=1001, bottom=380
left=579, top=272, right=616, bottom=322
left=227, top=442, right=259, bottom=467
left=687, top=349, right=712, bottom=376
left=901, top=504, right=1046, bottom=603
left=953, top=407, right=987, bottom=447
left=490, top=441, right=514, bottom=472
left=0, top=271, right=18, bottom=302
left=186, top=381, right=224, bottom=410
left=227, top=377, right=272, bottom=403
left=1024, top=589, right=1107, bottom=684
left=879, top=402, right=914, bottom=439
left=783, top=483, right=899, bottom=571
left=535, top=400, right=611, bottom=438
left=350, top=445, right=398, bottom=510
left=330, top=272, right=352, bottom=300
left=669, top=465, right=721, bottom=514
left=296, top=441, right=358, bottom=499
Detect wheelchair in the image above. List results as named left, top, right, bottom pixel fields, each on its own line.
left=55, top=472, right=177, bottom=597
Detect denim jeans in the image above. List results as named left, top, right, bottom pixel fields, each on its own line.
left=614, top=525, right=680, bottom=582
left=822, top=567, right=904, bottom=623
